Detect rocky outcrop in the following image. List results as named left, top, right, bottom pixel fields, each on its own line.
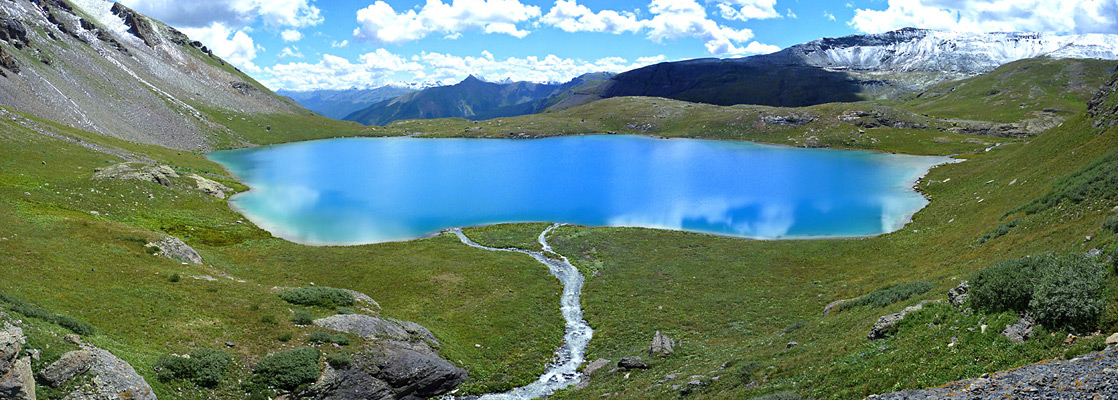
left=948, top=281, right=969, bottom=307
left=0, top=324, right=34, bottom=400
left=306, top=315, right=465, bottom=400
left=49, top=345, right=156, bottom=400
left=650, top=331, right=675, bottom=357
left=1002, top=315, right=1037, bottom=343
left=186, top=174, right=232, bottom=199
left=574, top=359, right=610, bottom=390
left=110, top=3, right=157, bottom=48
left=1087, top=71, right=1118, bottom=129
left=0, top=46, right=18, bottom=75
left=868, top=300, right=939, bottom=340
left=0, top=17, right=29, bottom=48
left=94, top=163, right=179, bottom=186
left=231, top=82, right=257, bottom=95
left=146, top=235, right=203, bottom=264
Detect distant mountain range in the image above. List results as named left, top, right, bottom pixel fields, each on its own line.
left=277, top=86, right=417, bottom=120
left=343, top=72, right=613, bottom=126
left=280, top=28, right=1118, bottom=127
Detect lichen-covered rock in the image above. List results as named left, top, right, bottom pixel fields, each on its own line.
left=93, top=163, right=178, bottom=187
left=146, top=235, right=203, bottom=264
left=313, top=315, right=433, bottom=344
left=55, top=346, right=155, bottom=400
left=186, top=174, right=232, bottom=199
left=0, top=356, right=34, bottom=400
left=649, top=331, right=675, bottom=357
left=0, top=324, right=22, bottom=373
left=41, top=350, right=93, bottom=387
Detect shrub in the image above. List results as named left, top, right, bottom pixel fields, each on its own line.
left=291, top=310, right=314, bottom=326
left=169, top=273, right=182, bottom=283
left=979, top=219, right=1019, bottom=243
left=307, top=331, right=332, bottom=344
left=972, top=253, right=1109, bottom=333
left=1028, top=256, right=1107, bottom=332
left=335, top=307, right=356, bottom=315
left=331, top=334, right=350, bottom=346
left=154, top=348, right=232, bottom=388
left=277, top=333, right=292, bottom=342
left=0, top=290, right=95, bottom=335
left=260, top=315, right=276, bottom=324
left=279, top=287, right=355, bottom=309
left=839, top=281, right=933, bottom=311
left=252, top=347, right=321, bottom=390
left=1103, top=215, right=1118, bottom=234
left=781, top=321, right=806, bottom=335
left=326, top=352, right=353, bottom=369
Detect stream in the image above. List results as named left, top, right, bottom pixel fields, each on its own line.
left=450, top=224, right=593, bottom=400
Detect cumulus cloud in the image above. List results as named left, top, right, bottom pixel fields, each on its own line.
left=281, top=29, right=303, bottom=42
left=257, top=49, right=669, bottom=91
left=540, top=0, right=645, bottom=33
left=331, top=40, right=349, bottom=48
left=120, top=0, right=323, bottom=29
left=353, top=0, right=542, bottom=45
left=179, top=22, right=260, bottom=72
left=278, top=46, right=303, bottom=59
left=713, top=0, right=782, bottom=21
left=644, top=0, right=770, bottom=55
left=823, top=11, right=836, bottom=21
left=849, top=0, right=1118, bottom=34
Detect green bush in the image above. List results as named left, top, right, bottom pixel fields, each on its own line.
left=252, top=347, right=321, bottom=390
left=307, top=332, right=349, bottom=346
left=972, top=253, right=1109, bottom=333
left=279, top=287, right=355, bottom=309
left=1103, top=215, right=1118, bottom=234
left=979, top=219, right=1019, bottom=243
left=326, top=352, right=353, bottom=369
left=331, top=334, right=350, bottom=346
left=169, top=273, right=182, bottom=283
left=1029, top=256, right=1107, bottom=331
left=838, top=281, right=933, bottom=311
left=277, top=333, right=292, bottom=342
left=260, top=315, right=276, bottom=324
left=154, top=348, right=232, bottom=387
left=1013, top=149, right=1118, bottom=215
left=291, top=309, right=314, bottom=326
left=335, top=307, right=356, bottom=315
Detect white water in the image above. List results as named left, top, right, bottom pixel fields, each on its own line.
left=450, top=224, right=593, bottom=400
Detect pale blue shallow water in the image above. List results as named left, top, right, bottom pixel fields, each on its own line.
left=208, top=135, right=953, bottom=245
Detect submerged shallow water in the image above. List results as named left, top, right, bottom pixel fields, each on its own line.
left=208, top=135, right=952, bottom=245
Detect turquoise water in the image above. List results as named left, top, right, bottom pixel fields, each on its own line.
left=208, top=135, right=952, bottom=245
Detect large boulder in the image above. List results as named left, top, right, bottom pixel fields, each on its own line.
left=186, top=174, right=232, bottom=199
left=146, top=235, right=203, bottom=264
left=308, top=315, right=465, bottom=400
left=93, top=163, right=178, bottom=187
left=55, top=346, right=156, bottom=400
left=0, top=325, right=22, bottom=372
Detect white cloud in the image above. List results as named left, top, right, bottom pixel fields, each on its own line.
left=281, top=29, right=303, bottom=42
left=353, top=0, right=542, bottom=45
left=713, top=0, right=782, bottom=21
left=540, top=0, right=645, bottom=34
left=120, top=0, right=323, bottom=29
left=179, top=22, right=260, bottom=72
left=258, top=49, right=669, bottom=91
left=786, top=8, right=797, bottom=19
left=823, top=11, right=836, bottom=21
left=644, top=0, right=767, bottom=56
left=278, top=46, right=303, bottom=59
left=331, top=40, right=349, bottom=48
left=849, top=0, right=1118, bottom=34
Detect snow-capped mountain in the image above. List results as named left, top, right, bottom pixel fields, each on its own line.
left=789, top=28, right=1118, bottom=74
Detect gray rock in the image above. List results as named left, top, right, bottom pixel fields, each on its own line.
left=822, top=298, right=852, bottom=317
left=1002, top=315, right=1037, bottom=343
left=649, top=331, right=675, bottom=357
left=618, top=357, right=649, bottom=370
left=304, top=364, right=395, bottom=400
left=366, top=342, right=468, bottom=400
left=146, top=235, right=203, bottom=264
left=186, top=174, right=232, bottom=199
left=313, top=315, right=418, bottom=343
left=0, top=325, right=23, bottom=373
left=948, top=280, right=969, bottom=307
left=60, top=346, right=156, bottom=400
left=0, top=356, right=34, bottom=400
left=868, top=300, right=938, bottom=340
left=109, top=3, right=157, bottom=47
left=575, top=358, right=611, bottom=390
left=0, top=46, right=18, bottom=74
left=93, top=163, right=178, bottom=187
left=41, top=350, right=93, bottom=387
left=0, top=17, right=29, bottom=48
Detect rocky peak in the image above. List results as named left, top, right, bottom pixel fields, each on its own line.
left=110, top=2, right=157, bottom=47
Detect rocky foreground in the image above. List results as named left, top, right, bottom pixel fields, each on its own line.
left=872, top=345, right=1118, bottom=399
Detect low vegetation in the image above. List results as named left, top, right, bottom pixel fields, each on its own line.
left=971, top=254, right=1109, bottom=331
left=1013, top=149, right=1118, bottom=215
left=0, top=290, right=95, bottom=336
left=279, top=287, right=356, bottom=308
left=838, top=281, right=934, bottom=311
left=154, top=348, right=233, bottom=388
left=251, top=347, right=321, bottom=391
left=978, top=219, right=1019, bottom=243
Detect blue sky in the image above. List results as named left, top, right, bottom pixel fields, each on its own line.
left=117, top=0, right=1118, bottom=91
